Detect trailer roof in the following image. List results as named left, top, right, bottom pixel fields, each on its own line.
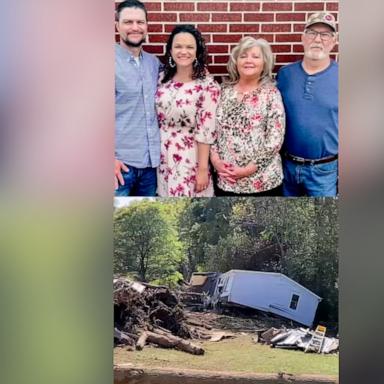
left=224, top=270, right=322, bottom=300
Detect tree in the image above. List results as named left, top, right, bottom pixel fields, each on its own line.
left=114, top=200, right=184, bottom=282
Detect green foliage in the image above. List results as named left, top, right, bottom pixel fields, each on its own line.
left=114, top=200, right=184, bottom=282
left=151, top=271, right=184, bottom=289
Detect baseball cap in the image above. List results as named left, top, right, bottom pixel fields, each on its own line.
left=305, top=12, right=336, bottom=32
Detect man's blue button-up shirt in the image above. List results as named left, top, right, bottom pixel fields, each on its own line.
left=115, top=44, right=160, bottom=168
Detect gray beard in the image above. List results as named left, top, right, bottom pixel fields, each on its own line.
left=304, top=48, right=327, bottom=61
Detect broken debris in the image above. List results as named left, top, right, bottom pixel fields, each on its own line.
left=257, top=326, right=339, bottom=354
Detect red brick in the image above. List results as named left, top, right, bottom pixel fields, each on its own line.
left=207, top=45, right=229, bottom=54
left=275, top=34, right=303, bottom=42
left=198, top=24, right=227, bottom=33
left=148, top=13, right=177, bottom=22
left=271, top=44, right=292, bottom=53
left=262, top=24, right=291, bottom=33
left=229, top=34, right=274, bottom=48
left=148, top=24, right=163, bottom=33
left=327, top=3, right=339, bottom=11
left=142, top=45, right=164, bottom=54
left=294, top=2, right=325, bottom=11
left=180, top=13, right=210, bottom=22
left=276, top=54, right=303, bottom=63
left=230, top=24, right=260, bottom=33
left=214, top=55, right=230, bottom=64
left=144, top=2, right=161, bottom=11
left=197, top=2, right=228, bottom=11
left=148, top=34, right=169, bottom=43
left=246, top=34, right=274, bottom=43
left=262, top=2, right=292, bottom=11
left=294, top=24, right=306, bottom=32
left=212, top=13, right=242, bottom=22
left=230, top=3, right=260, bottom=11
left=213, top=34, right=242, bottom=43
left=244, top=13, right=274, bottom=22
left=164, top=24, right=177, bottom=33
left=207, top=65, right=228, bottom=74
left=276, top=13, right=306, bottom=22
left=293, top=45, right=304, bottom=52
left=164, top=2, right=194, bottom=11
left=202, top=34, right=212, bottom=43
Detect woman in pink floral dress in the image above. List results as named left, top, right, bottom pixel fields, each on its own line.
left=155, top=25, right=220, bottom=197
left=211, top=37, right=285, bottom=196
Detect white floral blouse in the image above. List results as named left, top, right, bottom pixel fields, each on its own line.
left=212, top=82, right=285, bottom=194
left=155, top=75, right=220, bottom=197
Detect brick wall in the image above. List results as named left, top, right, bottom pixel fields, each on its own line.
left=115, top=0, right=339, bottom=79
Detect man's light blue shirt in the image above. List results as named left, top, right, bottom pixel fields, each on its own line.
left=115, top=44, right=160, bottom=168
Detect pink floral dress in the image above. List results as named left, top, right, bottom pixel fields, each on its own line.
left=155, top=76, right=220, bottom=197
left=212, top=82, right=285, bottom=194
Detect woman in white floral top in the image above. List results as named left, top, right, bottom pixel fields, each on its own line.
left=211, top=37, right=285, bottom=196
left=156, top=25, right=220, bottom=197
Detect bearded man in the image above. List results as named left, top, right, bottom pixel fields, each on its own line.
left=277, top=12, right=338, bottom=197
left=115, top=0, right=161, bottom=196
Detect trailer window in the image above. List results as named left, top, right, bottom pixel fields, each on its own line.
left=289, top=294, right=300, bottom=310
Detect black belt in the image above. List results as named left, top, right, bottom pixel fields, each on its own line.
left=284, top=153, right=338, bottom=165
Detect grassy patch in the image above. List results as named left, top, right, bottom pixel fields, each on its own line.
left=114, top=335, right=338, bottom=376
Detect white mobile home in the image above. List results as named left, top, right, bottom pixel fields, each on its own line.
left=213, top=270, right=321, bottom=327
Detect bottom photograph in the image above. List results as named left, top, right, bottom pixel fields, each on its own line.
left=113, top=197, right=338, bottom=384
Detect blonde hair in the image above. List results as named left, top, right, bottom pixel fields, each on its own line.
left=227, top=36, right=275, bottom=86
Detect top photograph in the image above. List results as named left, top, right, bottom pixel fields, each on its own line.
left=114, top=0, right=339, bottom=197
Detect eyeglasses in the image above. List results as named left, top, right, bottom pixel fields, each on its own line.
left=304, top=29, right=334, bottom=41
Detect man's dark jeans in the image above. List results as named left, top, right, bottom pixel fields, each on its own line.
left=115, top=165, right=157, bottom=197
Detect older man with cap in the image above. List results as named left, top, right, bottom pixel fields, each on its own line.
left=277, top=12, right=338, bottom=197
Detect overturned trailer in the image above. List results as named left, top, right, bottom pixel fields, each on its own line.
left=211, top=270, right=322, bottom=327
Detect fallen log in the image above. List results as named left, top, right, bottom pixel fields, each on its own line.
left=114, top=328, right=138, bottom=345
left=136, top=332, right=149, bottom=351
left=152, top=327, right=172, bottom=336
left=186, top=318, right=213, bottom=330
left=145, top=331, right=205, bottom=355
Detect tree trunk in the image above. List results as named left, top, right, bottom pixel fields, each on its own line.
left=145, top=331, right=204, bottom=355
left=136, top=332, right=149, bottom=350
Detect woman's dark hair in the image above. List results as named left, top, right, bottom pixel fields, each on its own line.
left=162, top=25, right=208, bottom=83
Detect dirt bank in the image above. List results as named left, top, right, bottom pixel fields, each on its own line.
left=114, top=365, right=338, bottom=384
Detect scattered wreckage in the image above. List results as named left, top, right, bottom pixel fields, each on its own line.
left=114, top=277, right=236, bottom=355
left=257, top=325, right=339, bottom=354
left=114, top=273, right=338, bottom=356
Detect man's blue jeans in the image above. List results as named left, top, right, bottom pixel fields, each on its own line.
left=115, top=165, right=157, bottom=197
left=282, top=159, right=338, bottom=197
